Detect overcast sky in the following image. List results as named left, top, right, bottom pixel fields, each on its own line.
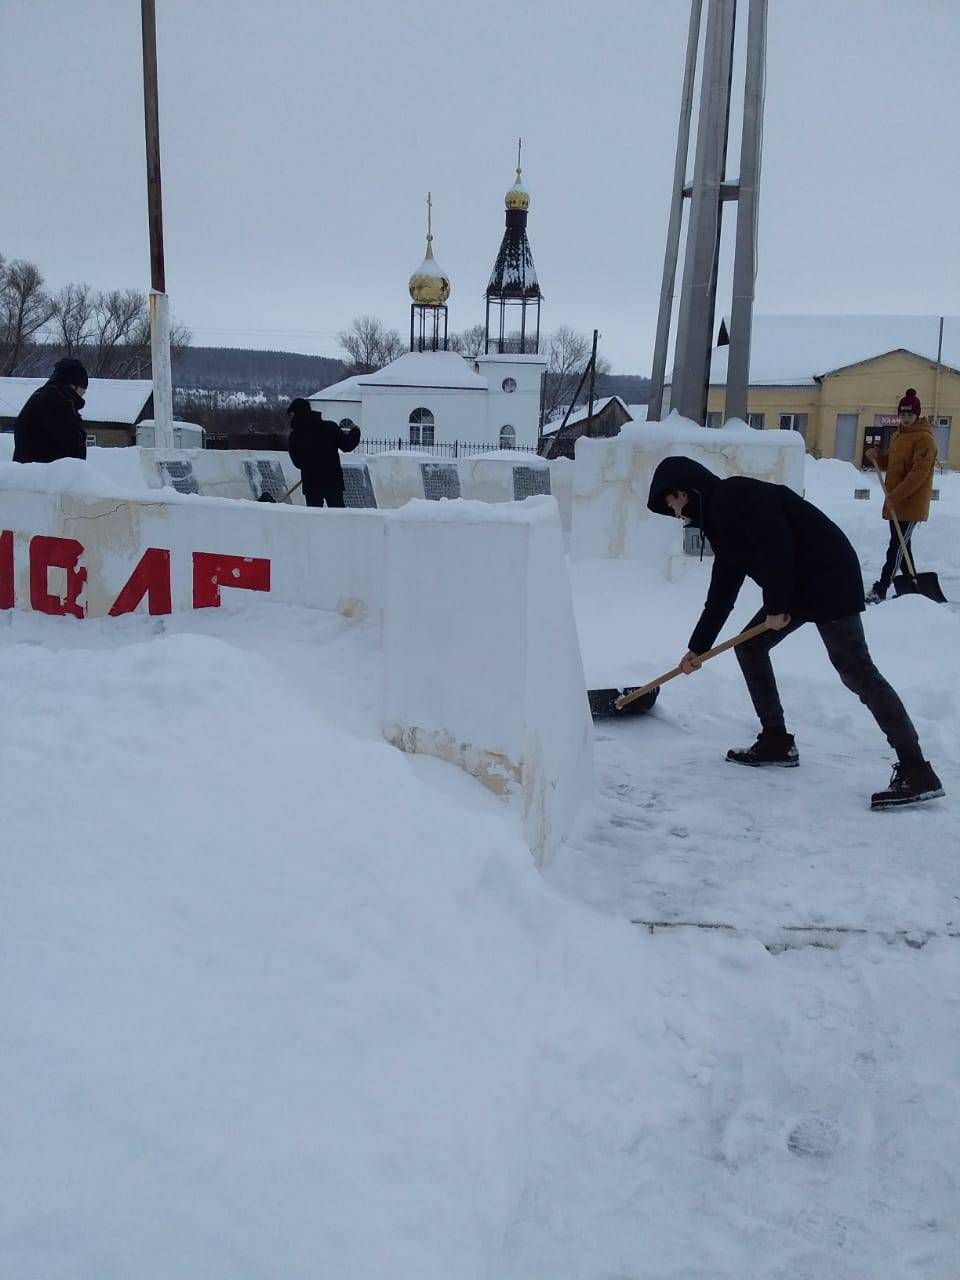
left=3, top=0, right=959, bottom=372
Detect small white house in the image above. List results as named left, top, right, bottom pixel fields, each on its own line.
left=0, top=376, right=153, bottom=447
left=309, top=349, right=546, bottom=450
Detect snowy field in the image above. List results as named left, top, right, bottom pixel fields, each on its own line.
left=2, top=457, right=958, bottom=1277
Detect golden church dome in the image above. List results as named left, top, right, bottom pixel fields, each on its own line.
left=505, top=165, right=530, bottom=211
left=408, top=192, right=451, bottom=306
left=408, top=237, right=451, bottom=306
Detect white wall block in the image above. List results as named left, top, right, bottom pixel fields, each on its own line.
left=547, top=457, right=574, bottom=533
left=571, top=414, right=805, bottom=564
left=0, top=488, right=385, bottom=622
left=382, top=498, right=593, bottom=866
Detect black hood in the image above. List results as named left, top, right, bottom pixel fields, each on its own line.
left=647, top=455, right=723, bottom=528
left=49, top=357, right=89, bottom=390
left=287, top=397, right=313, bottom=419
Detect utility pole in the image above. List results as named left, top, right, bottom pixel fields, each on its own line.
left=648, top=0, right=768, bottom=426
left=587, top=329, right=599, bottom=425
left=141, top=0, right=175, bottom=449
left=725, top=0, right=768, bottom=423
left=647, top=0, right=703, bottom=423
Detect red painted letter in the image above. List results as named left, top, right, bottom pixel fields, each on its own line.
left=29, top=536, right=86, bottom=618
left=109, top=548, right=172, bottom=617
left=192, top=553, right=271, bottom=608
left=0, top=530, right=12, bottom=610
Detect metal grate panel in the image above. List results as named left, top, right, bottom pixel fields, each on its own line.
left=420, top=463, right=461, bottom=501
left=343, top=463, right=378, bottom=509
left=244, top=459, right=291, bottom=502
left=157, top=460, right=199, bottom=494
left=512, top=465, right=551, bottom=500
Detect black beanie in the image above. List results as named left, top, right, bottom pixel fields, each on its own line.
left=50, top=357, right=89, bottom=389
left=287, top=397, right=312, bottom=417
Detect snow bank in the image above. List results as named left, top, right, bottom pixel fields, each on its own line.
left=572, top=411, right=805, bottom=563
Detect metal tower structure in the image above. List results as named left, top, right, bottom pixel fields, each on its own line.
left=647, top=0, right=768, bottom=426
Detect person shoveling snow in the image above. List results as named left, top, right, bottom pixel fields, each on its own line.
left=647, top=456, right=944, bottom=811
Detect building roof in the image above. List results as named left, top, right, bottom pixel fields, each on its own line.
left=0, top=376, right=153, bottom=423
left=309, top=373, right=365, bottom=403
left=311, top=351, right=487, bottom=401
left=706, top=315, right=960, bottom=387
left=545, top=396, right=631, bottom=431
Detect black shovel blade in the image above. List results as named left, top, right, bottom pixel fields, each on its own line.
left=893, top=572, right=947, bottom=604
left=256, top=493, right=277, bottom=503
left=588, top=685, right=660, bottom=719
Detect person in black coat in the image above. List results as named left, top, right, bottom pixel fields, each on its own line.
left=286, top=398, right=361, bottom=507
left=647, top=456, right=943, bottom=810
left=13, top=358, right=89, bottom=464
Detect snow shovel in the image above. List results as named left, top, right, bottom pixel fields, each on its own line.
left=588, top=619, right=775, bottom=719
left=257, top=479, right=302, bottom=504
left=871, top=461, right=946, bottom=603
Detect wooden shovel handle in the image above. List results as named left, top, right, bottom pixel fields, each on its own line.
left=871, top=459, right=916, bottom=578
left=615, top=619, right=776, bottom=710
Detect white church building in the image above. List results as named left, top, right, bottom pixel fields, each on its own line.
left=309, top=162, right=547, bottom=451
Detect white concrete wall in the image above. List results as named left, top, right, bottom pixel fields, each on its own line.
left=316, top=400, right=362, bottom=429
left=476, top=355, right=546, bottom=450
left=382, top=497, right=593, bottom=866
left=571, top=415, right=806, bottom=565
left=362, top=386, right=487, bottom=445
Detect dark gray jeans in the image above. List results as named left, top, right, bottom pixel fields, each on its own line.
left=735, top=609, right=923, bottom=764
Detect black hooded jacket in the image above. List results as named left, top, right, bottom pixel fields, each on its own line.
left=287, top=403, right=361, bottom=492
left=648, top=456, right=865, bottom=654
left=13, top=383, right=87, bottom=464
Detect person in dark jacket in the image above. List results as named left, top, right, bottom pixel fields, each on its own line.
left=13, top=358, right=89, bottom=464
left=648, top=455, right=944, bottom=810
left=286, top=398, right=361, bottom=507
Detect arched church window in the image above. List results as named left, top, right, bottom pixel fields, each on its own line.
left=499, top=425, right=516, bottom=449
left=409, top=407, right=435, bottom=446
left=339, top=417, right=356, bottom=429
left=501, top=377, right=517, bottom=393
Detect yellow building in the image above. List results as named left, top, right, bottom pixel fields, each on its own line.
left=699, top=315, right=958, bottom=469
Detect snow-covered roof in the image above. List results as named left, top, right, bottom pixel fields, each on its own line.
left=0, top=377, right=153, bottom=424
left=308, top=373, right=364, bottom=403
left=311, top=351, right=487, bottom=401
left=706, top=315, right=960, bottom=387
left=545, top=396, right=631, bottom=430
left=363, top=351, right=487, bottom=390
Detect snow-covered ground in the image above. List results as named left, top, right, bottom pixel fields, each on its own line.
left=2, top=457, right=958, bottom=1277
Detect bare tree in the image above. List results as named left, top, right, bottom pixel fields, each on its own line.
left=338, top=314, right=404, bottom=374
left=51, top=282, right=96, bottom=356
left=88, top=288, right=149, bottom=376
left=449, top=323, right=487, bottom=358
left=0, top=257, right=55, bottom=374
left=541, top=326, right=611, bottom=423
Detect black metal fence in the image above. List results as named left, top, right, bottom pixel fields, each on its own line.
left=359, top=437, right=538, bottom=458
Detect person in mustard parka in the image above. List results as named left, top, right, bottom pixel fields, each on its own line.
left=864, top=389, right=937, bottom=603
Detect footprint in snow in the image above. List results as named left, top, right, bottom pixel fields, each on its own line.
left=787, top=1113, right=842, bottom=1159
